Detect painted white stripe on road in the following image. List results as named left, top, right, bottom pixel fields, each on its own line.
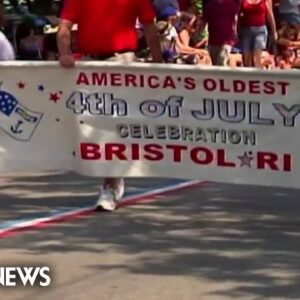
left=0, top=180, right=206, bottom=238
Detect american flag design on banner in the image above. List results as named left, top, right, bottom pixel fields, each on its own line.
left=0, top=90, right=43, bottom=141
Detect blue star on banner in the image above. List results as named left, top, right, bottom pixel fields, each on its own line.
left=38, top=85, right=45, bottom=92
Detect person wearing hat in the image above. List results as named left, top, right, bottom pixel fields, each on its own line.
left=159, top=5, right=210, bottom=63
left=161, top=5, right=197, bottom=34
left=57, top=0, right=163, bottom=211
left=152, top=0, right=180, bottom=21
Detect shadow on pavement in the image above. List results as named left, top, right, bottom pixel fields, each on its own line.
left=1, top=173, right=300, bottom=299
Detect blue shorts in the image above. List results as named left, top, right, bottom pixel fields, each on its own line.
left=240, top=26, right=268, bottom=52
left=279, top=13, right=300, bottom=25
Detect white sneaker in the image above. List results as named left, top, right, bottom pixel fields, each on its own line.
left=95, top=188, right=117, bottom=211
left=95, top=179, right=125, bottom=211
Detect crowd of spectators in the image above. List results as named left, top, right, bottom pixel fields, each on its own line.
left=148, top=0, right=300, bottom=69
left=1, top=0, right=300, bottom=69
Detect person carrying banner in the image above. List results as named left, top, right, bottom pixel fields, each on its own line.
left=57, top=0, right=163, bottom=211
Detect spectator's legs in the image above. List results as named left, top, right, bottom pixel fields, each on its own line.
left=103, top=177, right=125, bottom=200
left=218, top=45, right=231, bottom=66
left=240, top=27, right=253, bottom=67
left=208, top=47, right=217, bottom=65
left=208, top=45, right=231, bottom=66
left=252, top=26, right=268, bottom=69
left=253, top=49, right=263, bottom=68
left=242, top=52, right=253, bottom=67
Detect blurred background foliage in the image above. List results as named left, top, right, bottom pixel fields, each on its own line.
left=2, top=0, right=62, bottom=15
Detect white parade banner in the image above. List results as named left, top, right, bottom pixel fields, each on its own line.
left=0, top=61, right=299, bottom=188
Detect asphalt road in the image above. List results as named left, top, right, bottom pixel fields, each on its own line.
left=0, top=172, right=300, bottom=300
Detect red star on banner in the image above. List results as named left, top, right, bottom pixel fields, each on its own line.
left=18, top=81, right=26, bottom=89
left=49, top=93, right=61, bottom=103
left=237, top=152, right=254, bottom=168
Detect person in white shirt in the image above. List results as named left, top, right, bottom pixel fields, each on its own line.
left=0, top=31, right=15, bottom=61
left=156, top=21, right=179, bottom=62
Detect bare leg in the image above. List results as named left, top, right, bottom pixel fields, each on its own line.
left=242, top=52, right=253, bottom=67
left=103, top=177, right=123, bottom=190
left=253, top=49, right=263, bottom=68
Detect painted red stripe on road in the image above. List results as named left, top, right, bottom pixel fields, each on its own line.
left=0, top=180, right=208, bottom=239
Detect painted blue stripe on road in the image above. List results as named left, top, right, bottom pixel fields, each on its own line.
left=0, top=179, right=191, bottom=231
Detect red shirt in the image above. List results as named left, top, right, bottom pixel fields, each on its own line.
left=61, top=0, right=156, bottom=55
left=241, top=0, right=267, bottom=27
left=204, top=0, right=239, bottom=46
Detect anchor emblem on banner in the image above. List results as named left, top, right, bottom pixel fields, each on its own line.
left=10, top=120, right=24, bottom=135
left=0, top=89, right=43, bottom=141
